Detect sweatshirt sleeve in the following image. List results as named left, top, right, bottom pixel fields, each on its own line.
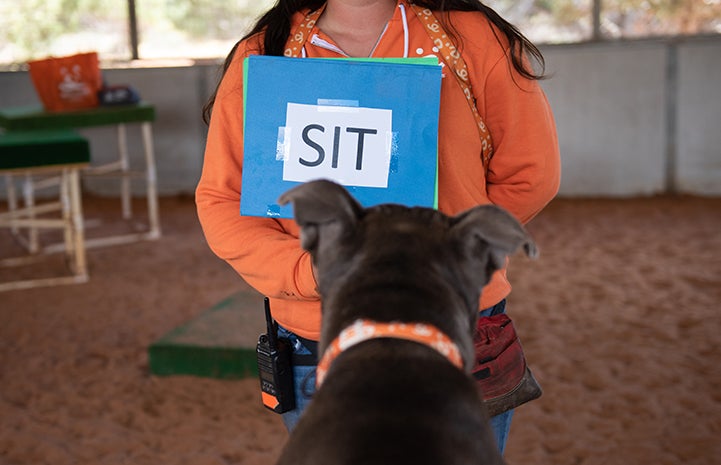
left=481, top=53, right=561, bottom=225
left=195, top=43, right=319, bottom=302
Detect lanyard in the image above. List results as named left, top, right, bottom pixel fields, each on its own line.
left=283, top=5, right=325, bottom=58
left=283, top=2, right=493, bottom=167
left=409, top=4, right=493, bottom=165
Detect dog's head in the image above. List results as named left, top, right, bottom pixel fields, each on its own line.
left=279, top=180, right=537, bottom=362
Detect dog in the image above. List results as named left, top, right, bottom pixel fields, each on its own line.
left=276, top=180, right=537, bottom=465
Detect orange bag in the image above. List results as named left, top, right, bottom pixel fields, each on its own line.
left=28, top=52, right=103, bottom=112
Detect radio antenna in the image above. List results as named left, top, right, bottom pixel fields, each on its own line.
left=264, top=297, right=278, bottom=351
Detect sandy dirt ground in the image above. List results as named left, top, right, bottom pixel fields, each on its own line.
left=1, top=194, right=720, bottom=465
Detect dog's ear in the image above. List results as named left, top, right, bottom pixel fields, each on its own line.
left=278, top=180, right=363, bottom=252
left=450, top=204, right=538, bottom=276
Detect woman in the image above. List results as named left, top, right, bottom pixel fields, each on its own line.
left=196, top=0, right=560, bottom=454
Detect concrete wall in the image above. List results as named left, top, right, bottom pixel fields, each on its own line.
left=676, top=39, right=721, bottom=194
left=542, top=42, right=668, bottom=196
left=542, top=36, right=721, bottom=196
left=1, top=36, right=719, bottom=198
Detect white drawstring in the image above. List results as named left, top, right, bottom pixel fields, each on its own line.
left=399, top=2, right=409, bottom=58
left=302, top=2, right=410, bottom=58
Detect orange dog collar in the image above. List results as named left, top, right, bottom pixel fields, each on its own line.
left=316, top=319, right=464, bottom=387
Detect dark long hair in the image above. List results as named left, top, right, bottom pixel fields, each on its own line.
left=202, top=0, right=545, bottom=124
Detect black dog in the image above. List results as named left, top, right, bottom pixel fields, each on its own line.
left=277, top=180, right=536, bottom=465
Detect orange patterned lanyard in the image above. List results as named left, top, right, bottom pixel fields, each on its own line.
left=408, top=4, right=493, bottom=166
left=283, top=2, right=493, bottom=167
left=316, top=319, right=464, bottom=387
left=284, top=5, right=325, bottom=58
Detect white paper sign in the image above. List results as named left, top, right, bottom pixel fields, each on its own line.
left=281, top=102, right=393, bottom=187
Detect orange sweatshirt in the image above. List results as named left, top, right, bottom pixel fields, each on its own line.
left=196, top=1, right=561, bottom=340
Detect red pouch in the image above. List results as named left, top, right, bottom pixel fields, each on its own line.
left=28, top=52, right=102, bottom=112
left=472, top=313, right=542, bottom=416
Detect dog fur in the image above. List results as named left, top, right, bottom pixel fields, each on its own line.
left=276, top=180, right=536, bottom=465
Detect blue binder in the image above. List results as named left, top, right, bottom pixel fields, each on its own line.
left=241, top=55, right=441, bottom=218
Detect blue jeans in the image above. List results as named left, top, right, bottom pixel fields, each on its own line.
left=277, top=300, right=514, bottom=455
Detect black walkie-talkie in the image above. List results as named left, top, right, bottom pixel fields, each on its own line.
left=256, top=297, right=295, bottom=413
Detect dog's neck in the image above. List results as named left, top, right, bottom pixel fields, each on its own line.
left=316, top=319, right=464, bottom=387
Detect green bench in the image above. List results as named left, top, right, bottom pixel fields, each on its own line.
left=0, top=130, right=91, bottom=169
left=0, top=103, right=161, bottom=248
left=0, top=129, right=90, bottom=291
left=149, top=290, right=266, bottom=379
left=0, top=102, right=155, bottom=131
